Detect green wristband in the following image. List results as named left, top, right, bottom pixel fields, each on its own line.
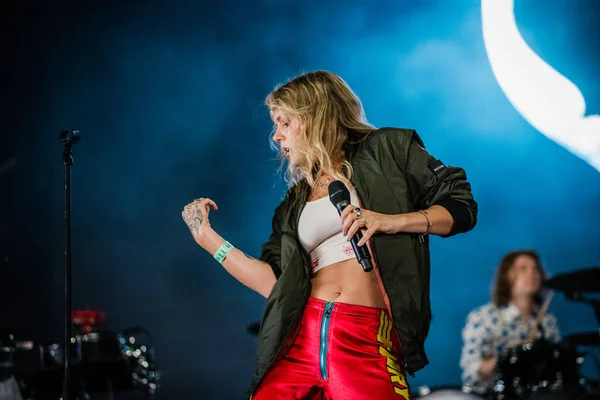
left=214, top=241, right=234, bottom=264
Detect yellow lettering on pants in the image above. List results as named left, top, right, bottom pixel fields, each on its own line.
left=377, top=311, right=410, bottom=399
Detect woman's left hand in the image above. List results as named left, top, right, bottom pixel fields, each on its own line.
left=340, top=205, right=399, bottom=246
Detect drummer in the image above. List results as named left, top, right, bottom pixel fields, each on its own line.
left=459, top=249, right=561, bottom=394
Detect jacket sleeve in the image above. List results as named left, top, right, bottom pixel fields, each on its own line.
left=386, top=129, right=478, bottom=236
left=259, top=208, right=283, bottom=279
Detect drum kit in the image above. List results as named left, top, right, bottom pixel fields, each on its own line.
left=415, top=266, right=600, bottom=400
left=0, top=310, right=159, bottom=400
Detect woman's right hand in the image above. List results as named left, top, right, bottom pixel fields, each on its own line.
left=181, top=197, right=218, bottom=246
left=478, top=354, right=499, bottom=380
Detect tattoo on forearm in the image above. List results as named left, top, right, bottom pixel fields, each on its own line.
left=182, top=202, right=205, bottom=236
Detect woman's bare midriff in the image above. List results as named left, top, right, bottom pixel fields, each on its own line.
left=310, top=258, right=387, bottom=309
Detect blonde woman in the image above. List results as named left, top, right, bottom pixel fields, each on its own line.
left=182, top=71, right=478, bottom=400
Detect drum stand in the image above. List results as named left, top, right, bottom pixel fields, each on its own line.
left=59, top=129, right=81, bottom=400
left=106, top=378, right=113, bottom=400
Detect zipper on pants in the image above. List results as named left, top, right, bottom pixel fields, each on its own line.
left=319, top=302, right=334, bottom=380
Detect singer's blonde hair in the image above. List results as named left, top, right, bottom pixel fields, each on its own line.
left=266, top=70, right=375, bottom=190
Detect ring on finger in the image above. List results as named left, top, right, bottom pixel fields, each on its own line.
left=362, top=217, right=368, bottom=226
left=353, top=207, right=362, bottom=217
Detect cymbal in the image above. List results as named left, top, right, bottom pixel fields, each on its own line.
left=247, top=322, right=260, bottom=336
left=544, top=266, right=600, bottom=293
left=563, top=332, right=600, bottom=347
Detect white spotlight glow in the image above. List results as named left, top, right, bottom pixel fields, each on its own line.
left=481, top=0, right=600, bottom=172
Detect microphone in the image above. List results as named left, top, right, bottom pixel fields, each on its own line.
left=328, top=181, right=373, bottom=272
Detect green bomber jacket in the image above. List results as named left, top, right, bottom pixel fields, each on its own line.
left=249, top=127, right=478, bottom=394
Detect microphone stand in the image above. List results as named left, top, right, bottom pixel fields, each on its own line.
left=59, top=129, right=81, bottom=400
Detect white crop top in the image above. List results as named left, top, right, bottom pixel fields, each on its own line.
left=298, top=190, right=359, bottom=273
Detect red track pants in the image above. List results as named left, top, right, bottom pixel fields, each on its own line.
left=251, top=297, right=412, bottom=400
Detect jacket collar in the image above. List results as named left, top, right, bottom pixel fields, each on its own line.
left=344, top=130, right=369, bottom=163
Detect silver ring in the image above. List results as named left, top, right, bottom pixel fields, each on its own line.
left=363, top=217, right=368, bottom=226
left=353, top=207, right=362, bottom=217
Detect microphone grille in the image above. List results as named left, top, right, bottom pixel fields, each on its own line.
left=328, top=180, right=350, bottom=206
